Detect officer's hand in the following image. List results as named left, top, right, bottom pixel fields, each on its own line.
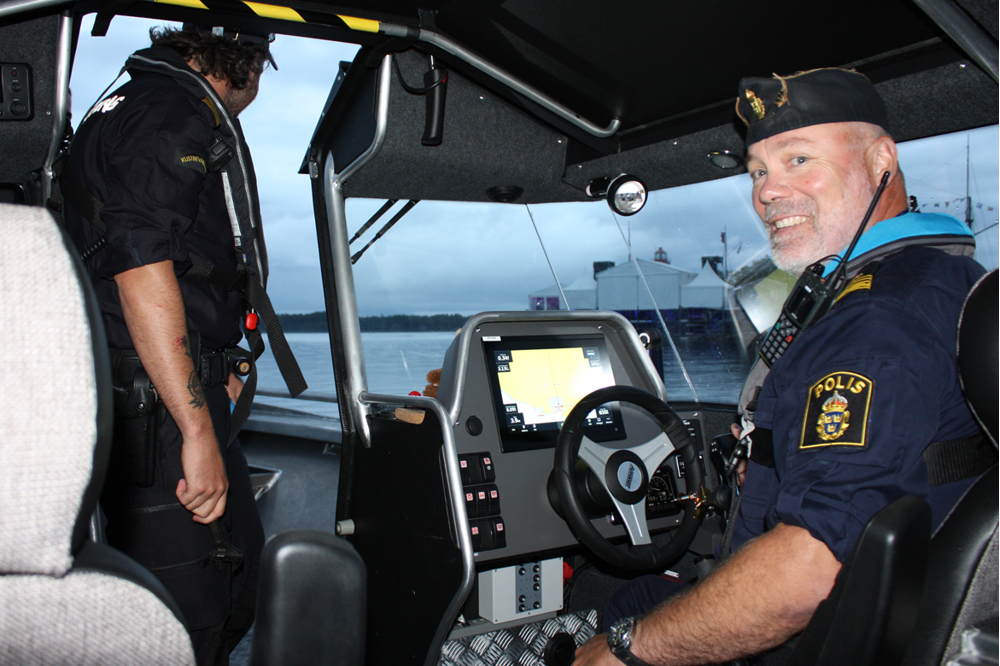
left=573, top=634, right=618, bottom=666
left=226, top=372, right=244, bottom=405
left=176, top=433, right=229, bottom=523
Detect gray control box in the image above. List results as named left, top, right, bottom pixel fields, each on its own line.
left=476, top=557, right=563, bottom=624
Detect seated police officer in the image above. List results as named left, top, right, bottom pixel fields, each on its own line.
left=574, top=68, right=989, bottom=666
left=63, top=25, right=278, bottom=665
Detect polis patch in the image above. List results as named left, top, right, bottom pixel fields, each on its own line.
left=174, top=148, right=207, bottom=174
left=800, top=371, right=873, bottom=450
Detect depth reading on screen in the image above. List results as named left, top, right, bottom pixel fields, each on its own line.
left=482, top=336, right=625, bottom=453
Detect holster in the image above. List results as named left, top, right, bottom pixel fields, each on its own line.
left=109, top=349, right=160, bottom=488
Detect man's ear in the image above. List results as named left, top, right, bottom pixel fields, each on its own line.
left=867, top=136, right=899, bottom=184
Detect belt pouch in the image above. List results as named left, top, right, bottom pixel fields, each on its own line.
left=111, top=355, right=159, bottom=487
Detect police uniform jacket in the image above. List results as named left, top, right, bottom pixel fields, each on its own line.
left=732, top=213, right=986, bottom=563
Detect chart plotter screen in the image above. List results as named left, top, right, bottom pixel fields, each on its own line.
left=482, top=335, right=626, bottom=452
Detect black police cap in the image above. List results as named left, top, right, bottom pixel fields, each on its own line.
left=736, top=68, right=888, bottom=146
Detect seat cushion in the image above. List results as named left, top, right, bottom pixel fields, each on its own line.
left=0, top=571, right=195, bottom=665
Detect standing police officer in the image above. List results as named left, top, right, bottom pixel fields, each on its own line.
left=574, top=68, right=990, bottom=666
left=64, top=25, right=289, bottom=665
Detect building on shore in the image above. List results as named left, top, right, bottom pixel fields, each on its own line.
left=528, top=251, right=734, bottom=338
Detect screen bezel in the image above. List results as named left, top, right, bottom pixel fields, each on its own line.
left=481, top=334, right=626, bottom=453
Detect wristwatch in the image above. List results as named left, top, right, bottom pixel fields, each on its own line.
left=607, top=616, right=652, bottom=666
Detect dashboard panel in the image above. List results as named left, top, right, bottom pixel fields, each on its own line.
left=436, top=311, right=718, bottom=564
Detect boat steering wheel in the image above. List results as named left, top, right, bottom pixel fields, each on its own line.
left=553, top=385, right=704, bottom=571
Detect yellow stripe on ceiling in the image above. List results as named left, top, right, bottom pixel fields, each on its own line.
left=154, top=0, right=209, bottom=9
left=242, top=1, right=305, bottom=22
left=336, top=14, right=380, bottom=32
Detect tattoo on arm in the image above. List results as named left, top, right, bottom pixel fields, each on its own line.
left=182, top=334, right=207, bottom=409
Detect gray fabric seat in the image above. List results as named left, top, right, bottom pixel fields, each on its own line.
left=0, top=203, right=195, bottom=665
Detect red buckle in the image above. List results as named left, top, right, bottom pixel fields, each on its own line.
left=245, top=312, right=259, bottom=331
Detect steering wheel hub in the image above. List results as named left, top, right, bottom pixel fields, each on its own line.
left=606, top=451, right=648, bottom=504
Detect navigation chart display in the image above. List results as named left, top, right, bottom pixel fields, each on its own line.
left=482, top=336, right=626, bottom=452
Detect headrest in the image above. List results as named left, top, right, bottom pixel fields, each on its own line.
left=0, top=204, right=109, bottom=575
left=957, top=269, right=998, bottom=447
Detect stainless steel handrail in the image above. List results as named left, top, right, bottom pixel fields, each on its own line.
left=255, top=388, right=338, bottom=404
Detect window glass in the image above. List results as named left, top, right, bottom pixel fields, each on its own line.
left=349, top=125, right=998, bottom=406
left=72, top=24, right=997, bottom=414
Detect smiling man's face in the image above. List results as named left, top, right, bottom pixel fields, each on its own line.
left=746, top=122, right=878, bottom=276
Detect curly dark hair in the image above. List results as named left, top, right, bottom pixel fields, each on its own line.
left=150, top=26, right=274, bottom=90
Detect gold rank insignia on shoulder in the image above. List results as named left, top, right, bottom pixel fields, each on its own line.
left=800, top=371, right=873, bottom=450
left=745, top=89, right=766, bottom=120
left=835, top=273, right=873, bottom=304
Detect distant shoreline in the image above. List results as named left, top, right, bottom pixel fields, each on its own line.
left=278, top=312, right=467, bottom=333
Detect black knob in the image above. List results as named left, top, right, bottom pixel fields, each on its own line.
left=542, top=632, right=576, bottom=666
left=465, top=415, right=483, bottom=436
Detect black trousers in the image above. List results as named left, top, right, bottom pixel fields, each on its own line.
left=102, top=383, right=265, bottom=666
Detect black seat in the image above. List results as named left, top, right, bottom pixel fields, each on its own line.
left=251, top=529, right=367, bottom=666
left=785, top=495, right=932, bottom=666
left=786, top=269, right=1000, bottom=666
left=901, top=269, right=999, bottom=666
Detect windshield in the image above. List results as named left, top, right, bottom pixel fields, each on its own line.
left=342, top=123, right=998, bottom=407
left=69, top=20, right=1000, bottom=417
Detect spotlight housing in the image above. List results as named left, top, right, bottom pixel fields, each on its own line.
left=586, top=174, right=647, bottom=216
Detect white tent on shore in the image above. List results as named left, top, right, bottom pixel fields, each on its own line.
left=681, top=263, right=733, bottom=309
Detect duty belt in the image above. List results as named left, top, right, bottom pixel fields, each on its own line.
left=110, top=347, right=249, bottom=390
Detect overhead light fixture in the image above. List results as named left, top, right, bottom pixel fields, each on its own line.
left=487, top=185, right=523, bottom=203
left=707, top=150, right=743, bottom=169
left=586, top=174, right=647, bottom=216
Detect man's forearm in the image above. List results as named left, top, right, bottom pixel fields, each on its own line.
left=115, top=260, right=213, bottom=438
left=629, top=523, right=841, bottom=666
left=115, top=260, right=228, bottom=523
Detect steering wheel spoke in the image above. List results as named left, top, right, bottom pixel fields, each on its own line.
left=578, top=435, right=614, bottom=476
left=611, top=496, right=652, bottom=545
left=630, top=430, right=675, bottom=478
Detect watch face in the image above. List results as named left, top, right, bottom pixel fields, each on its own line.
left=608, top=617, right=632, bottom=648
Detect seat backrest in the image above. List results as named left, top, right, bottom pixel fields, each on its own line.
left=900, top=269, right=999, bottom=666
left=0, top=203, right=195, bottom=665
left=251, top=529, right=367, bottom=666
left=956, top=269, right=998, bottom=446
left=786, top=495, right=931, bottom=666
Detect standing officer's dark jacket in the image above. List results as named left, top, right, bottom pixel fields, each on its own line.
left=65, top=45, right=250, bottom=350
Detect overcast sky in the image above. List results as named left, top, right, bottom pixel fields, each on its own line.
left=70, top=16, right=999, bottom=316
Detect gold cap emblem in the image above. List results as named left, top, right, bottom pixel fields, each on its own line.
left=745, top=89, right=766, bottom=120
